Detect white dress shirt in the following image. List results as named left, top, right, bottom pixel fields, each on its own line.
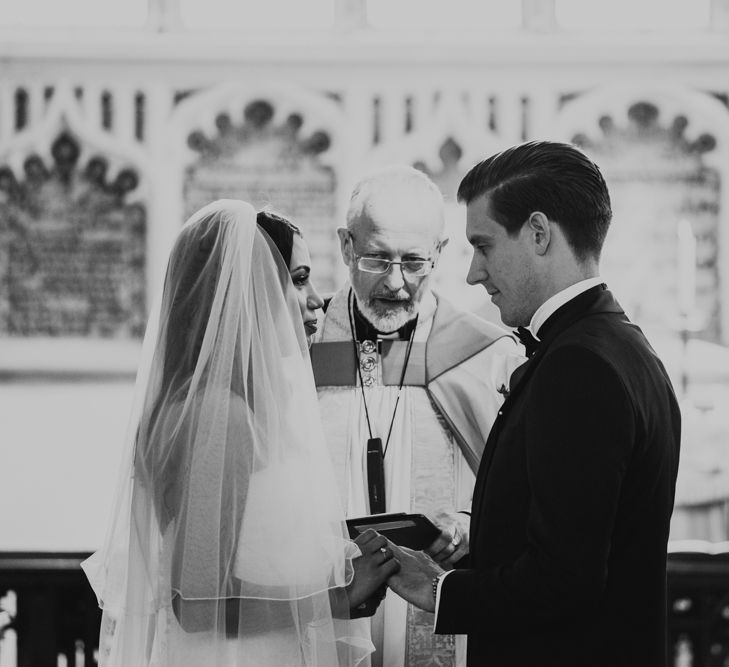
left=529, top=276, right=605, bottom=338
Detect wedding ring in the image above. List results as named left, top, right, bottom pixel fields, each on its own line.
left=380, top=547, right=387, bottom=554
left=450, top=536, right=460, bottom=547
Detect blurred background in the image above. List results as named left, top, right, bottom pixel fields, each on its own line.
left=0, top=0, right=728, bottom=664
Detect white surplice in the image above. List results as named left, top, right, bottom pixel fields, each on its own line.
left=314, top=287, right=523, bottom=667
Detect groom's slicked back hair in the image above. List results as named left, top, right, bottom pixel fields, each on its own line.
left=457, top=141, right=612, bottom=261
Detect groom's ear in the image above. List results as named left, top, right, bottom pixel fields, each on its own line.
left=527, top=212, right=551, bottom=256
left=337, top=227, right=354, bottom=267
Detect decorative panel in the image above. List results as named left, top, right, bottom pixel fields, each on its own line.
left=182, top=98, right=339, bottom=291
left=0, top=132, right=146, bottom=338
left=571, top=101, right=721, bottom=341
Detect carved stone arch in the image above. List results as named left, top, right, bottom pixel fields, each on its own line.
left=0, top=81, right=151, bottom=193
left=169, top=81, right=348, bottom=168
left=556, top=84, right=729, bottom=167
left=363, top=89, right=508, bottom=186
left=362, top=91, right=509, bottom=317
left=0, top=82, right=149, bottom=343
left=169, top=82, right=348, bottom=292
left=556, top=85, right=729, bottom=345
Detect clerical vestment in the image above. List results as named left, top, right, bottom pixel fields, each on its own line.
left=311, top=286, right=522, bottom=667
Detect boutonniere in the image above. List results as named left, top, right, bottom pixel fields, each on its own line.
left=497, top=383, right=510, bottom=399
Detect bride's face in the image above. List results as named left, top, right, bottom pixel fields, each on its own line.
left=288, top=234, right=324, bottom=339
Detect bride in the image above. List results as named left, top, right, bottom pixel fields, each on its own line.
left=83, top=200, right=397, bottom=665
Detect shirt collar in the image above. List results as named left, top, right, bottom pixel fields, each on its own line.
left=529, top=277, right=605, bottom=338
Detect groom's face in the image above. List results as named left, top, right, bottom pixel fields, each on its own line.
left=465, top=193, right=539, bottom=327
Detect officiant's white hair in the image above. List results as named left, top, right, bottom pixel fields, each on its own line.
left=346, top=164, right=445, bottom=234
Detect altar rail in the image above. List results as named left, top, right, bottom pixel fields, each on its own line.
left=0, top=548, right=727, bottom=666
left=667, top=542, right=729, bottom=666
left=0, top=553, right=99, bottom=667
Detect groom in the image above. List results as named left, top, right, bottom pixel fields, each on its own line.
left=386, top=141, right=681, bottom=666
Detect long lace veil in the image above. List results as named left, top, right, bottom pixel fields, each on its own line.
left=83, top=200, right=372, bottom=666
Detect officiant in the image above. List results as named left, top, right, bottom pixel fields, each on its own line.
left=310, top=165, right=523, bottom=667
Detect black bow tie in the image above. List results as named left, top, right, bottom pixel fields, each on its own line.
left=514, top=326, right=540, bottom=357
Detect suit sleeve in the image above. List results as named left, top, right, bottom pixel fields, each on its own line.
left=436, top=345, right=635, bottom=634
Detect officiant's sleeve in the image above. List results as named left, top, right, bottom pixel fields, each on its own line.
left=435, top=346, right=635, bottom=634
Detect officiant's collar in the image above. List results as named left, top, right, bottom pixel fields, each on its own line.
left=352, top=295, right=418, bottom=342
left=528, top=276, right=605, bottom=338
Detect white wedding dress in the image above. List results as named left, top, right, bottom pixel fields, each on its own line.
left=83, top=200, right=372, bottom=666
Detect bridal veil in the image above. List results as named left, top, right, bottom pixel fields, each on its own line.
left=83, top=200, right=372, bottom=666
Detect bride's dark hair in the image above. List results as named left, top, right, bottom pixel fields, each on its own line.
left=162, top=213, right=227, bottom=393
left=256, top=209, right=301, bottom=268
left=142, top=206, right=298, bottom=538
left=159, top=210, right=300, bottom=394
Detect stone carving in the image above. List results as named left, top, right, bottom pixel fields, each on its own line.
left=574, top=101, right=717, bottom=158
left=572, top=101, right=721, bottom=341
left=183, top=99, right=338, bottom=291
left=0, top=132, right=146, bottom=338
left=416, top=137, right=494, bottom=316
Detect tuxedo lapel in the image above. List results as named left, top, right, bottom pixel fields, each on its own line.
left=470, top=285, right=624, bottom=549
left=505, top=356, right=532, bottom=396
left=503, top=285, right=616, bottom=398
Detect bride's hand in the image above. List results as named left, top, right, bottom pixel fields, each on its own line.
left=346, top=530, right=400, bottom=612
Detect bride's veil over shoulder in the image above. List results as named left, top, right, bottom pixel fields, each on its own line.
left=83, top=200, right=372, bottom=666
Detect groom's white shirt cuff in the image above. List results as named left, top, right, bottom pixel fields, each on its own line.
left=433, top=570, right=452, bottom=628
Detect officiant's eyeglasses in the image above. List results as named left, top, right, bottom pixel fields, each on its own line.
left=355, top=256, right=434, bottom=277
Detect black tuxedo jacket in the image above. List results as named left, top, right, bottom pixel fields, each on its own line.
left=436, top=285, right=681, bottom=667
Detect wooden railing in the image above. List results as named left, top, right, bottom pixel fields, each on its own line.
left=0, top=553, right=100, bottom=667
left=667, top=542, right=729, bottom=667
left=0, top=547, right=728, bottom=666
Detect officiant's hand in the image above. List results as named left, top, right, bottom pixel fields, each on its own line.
left=386, top=542, right=444, bottom=613
left=425, top=509, right=469, bottom=569
left=346, top=530, right=400, bottom=614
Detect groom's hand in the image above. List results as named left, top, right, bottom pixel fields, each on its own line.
left=346, top=529, right=400, bottom=613
left=386, top=542, right=444, bottom=613
left=425, top=509, right=470, bottom=569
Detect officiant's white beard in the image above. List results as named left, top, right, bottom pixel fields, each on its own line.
left=352, top=284, right=417, bottom=333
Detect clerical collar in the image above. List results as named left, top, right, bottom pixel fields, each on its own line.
left=352, top=295, right=418, bottom=342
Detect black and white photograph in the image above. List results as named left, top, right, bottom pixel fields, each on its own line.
left=1, top=0, right=728, bottom=665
